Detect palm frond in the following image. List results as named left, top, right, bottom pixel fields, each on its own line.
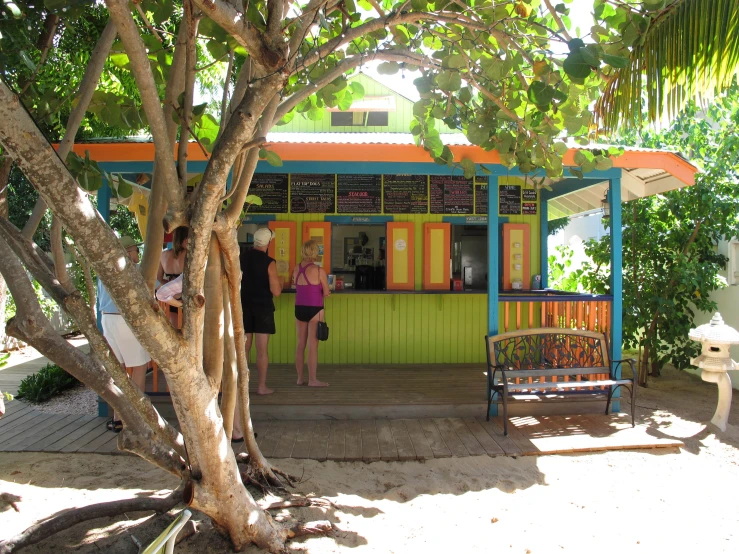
left=595, top=0, right=739, bottom=132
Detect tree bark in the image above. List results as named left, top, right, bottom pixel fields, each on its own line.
left=221, top=276, right=237, bottom=439
left=22, top=20, right=117, bottom=240
left=0, top=487, right=184, bottom=554
left=139, top=22, right=189, bottom=289
left=203, top=232, right=224, bottom=391
left=0, top=156, right=12, bottom=349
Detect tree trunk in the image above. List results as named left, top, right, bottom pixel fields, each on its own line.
left=221, top=276, right=238, bottom=439
left=0, top=64, right=300, bottom=553
left=0, top=156, right=11, bottom=350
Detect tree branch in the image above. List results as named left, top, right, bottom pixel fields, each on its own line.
left=191, top=0, right=286, bottom=72
left=0, top=487, right=184, bottom=554
left=22, top=19, right=117, bottom=240
left=105, top=0, right=184, bottom=217
left=543, top=0, right=573, bottom=42
left=178, top=2, right=199, bottom=188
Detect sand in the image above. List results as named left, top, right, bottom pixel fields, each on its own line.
left=1, top=366, right=738, bottom=553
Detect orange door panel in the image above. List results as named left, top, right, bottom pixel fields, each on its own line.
left=386, top=222, right=415, bottom=290
left=268, top=221, right=296, bottom=288
left=301, top=222, right=332, bottom=269
left=423, top=223, right=451, bottom=290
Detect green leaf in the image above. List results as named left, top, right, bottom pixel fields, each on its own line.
left=435, top=71, right=462, bottom=91
left=602, top=54, right=629, bottom=69
left=349, top=81, right=365, bottom=101
left=460, top=158, right=476, bottom=179
left=206, top=40, right=229, bottom=61
left=411, top=0, right=428, bottom=9
left=594, top=157, right=613, bottom=171
left=446, top=54, right=466, bottom=69
left=563, top=50, right=592, bottom=79
left=377, top=62, right=400, bottom=75
left=527, top=82, right=556, bottom=107
left=245, top=194, right=263, bottom=206
left=265, top=151, right=283, bottom=167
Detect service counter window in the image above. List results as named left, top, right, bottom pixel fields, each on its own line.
left=451, top=225, right=488, bottom=292
left=330, top=224, right=387, bottom=291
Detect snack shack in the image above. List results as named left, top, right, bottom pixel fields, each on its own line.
left=82, top=74, right=698, bottom=418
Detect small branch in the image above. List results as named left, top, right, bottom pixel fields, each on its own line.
left=543, top=0, right=573, bottom=42
left=286, top=520, right=333, bottom=540
left=135, top=3, right=164, bottom=43
left=178, top=2, right=198, bottom=188
left=0, top=487, right=184, bottom=554
left=219, top=51, right=235, bottom=135
left=68, top=241, right=96, bottom=322
left=18, top=14, right=60, bottom=96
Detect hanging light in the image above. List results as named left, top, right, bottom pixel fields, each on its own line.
left=601, top=191, right=611, bottom=217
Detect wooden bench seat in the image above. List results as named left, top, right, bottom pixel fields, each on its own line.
left=485, top=328, right=636, bottom=435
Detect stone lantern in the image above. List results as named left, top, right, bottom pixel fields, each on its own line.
left=689, top=313, right=739, bottom=432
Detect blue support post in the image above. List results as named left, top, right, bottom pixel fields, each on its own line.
left=540, top=198, right=548, bottom=289
left=609, top=176, right=623, bottom=412
left=97, top=181, right=112, bottom=418
left=487, top=175, right=500, bottom=417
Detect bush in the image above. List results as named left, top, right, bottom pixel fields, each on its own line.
left=16, top=363, right=78, bottom=403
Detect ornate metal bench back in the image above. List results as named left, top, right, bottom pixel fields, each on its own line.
left=490, top=328, right=610, bottom=372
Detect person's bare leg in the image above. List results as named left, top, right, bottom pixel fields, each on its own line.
left=255, top=333, right=273, bottom=395
left=129, top=363, right=148, bottom=393
left=295, top=319, right=308, bottom=385
left=245, top=332, right=254, bottom=362
left=307, top=313, right=328, bottom=387
left=232, top=400, right=243, bottom=440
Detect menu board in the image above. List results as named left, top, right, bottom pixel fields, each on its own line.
left=337, top=174, right=382, bottom=213
left=430, top=175, right=474, bottom=214
left=383, top=174, right=428, bottom=214
left=522, top=188, right=538, bottom=215
left=290, top=173, right=335, bottom=213
left=248, top=174, right=288, bottom=213
left=499, top=184, right=522, bottom=215
left=475, top=183, right=488, bottom=215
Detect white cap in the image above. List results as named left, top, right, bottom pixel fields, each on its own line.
left=253, top=227, right=275, bottom=248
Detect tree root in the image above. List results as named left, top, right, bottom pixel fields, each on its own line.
left=236, top=456, right=298, bottom=490
left=0, top=493, right=21, bottom=512
left=262, top=496, right=334, bottom=511
left=0, top=487, right=184, bottom=554
left=285, top=520, right=333, bottom=539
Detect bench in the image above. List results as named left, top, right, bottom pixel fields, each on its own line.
left=485, top=328, right=636, bottom=435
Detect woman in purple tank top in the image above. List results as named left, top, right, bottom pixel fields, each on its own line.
left=293, top=240, right=330, bottom=387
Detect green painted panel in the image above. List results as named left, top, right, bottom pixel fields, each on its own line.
left=275, top=74, right=459, bottom=134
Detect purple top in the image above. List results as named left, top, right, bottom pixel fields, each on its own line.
left=295, top=262, right=324, bottom=307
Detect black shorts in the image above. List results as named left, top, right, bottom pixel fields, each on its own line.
left=243, top=304, right=276, bottom=334
left=295, top=305, right=323, bottom=323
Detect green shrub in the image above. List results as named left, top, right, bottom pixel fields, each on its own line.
left=16, top=363, right=78, bottom=403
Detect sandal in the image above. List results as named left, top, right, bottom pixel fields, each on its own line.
left=106, top=419, right=123, bottom=433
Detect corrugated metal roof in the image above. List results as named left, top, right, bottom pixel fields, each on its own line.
left=265, top=132, right=468, bottom=145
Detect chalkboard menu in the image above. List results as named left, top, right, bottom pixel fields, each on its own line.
left=290, top=174, right=335, bottom=213
left=499, top=184, right=522, bottom=215
left=248, top=174, right=288, bottom=213
left=430, top=175, right=474, bottom=214
left=383, top=175, right=428, bottom=214
left=475, top=183, right=488, bottom=215
left=522, top=188, right=538, bottom=215
left=337, top=174, right=382, bottom=213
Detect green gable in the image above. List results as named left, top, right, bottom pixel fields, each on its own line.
left=275, top=73, right=459, bottom=135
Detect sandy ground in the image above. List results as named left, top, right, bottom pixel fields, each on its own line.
left=1, top=366, right=738, bottom=553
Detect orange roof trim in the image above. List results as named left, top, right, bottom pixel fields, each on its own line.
left=60, top=141, right=697, bottom=186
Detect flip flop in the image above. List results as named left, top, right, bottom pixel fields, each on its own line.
left=106, top=419, right=123, bottom=433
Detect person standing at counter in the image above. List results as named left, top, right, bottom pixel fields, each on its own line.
left=293, top=240, right=330, bottom=387
left=241, top=227, right=284, bottom=396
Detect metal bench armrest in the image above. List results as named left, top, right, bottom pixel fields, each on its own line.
left=611, top=358, right=637, bottom=380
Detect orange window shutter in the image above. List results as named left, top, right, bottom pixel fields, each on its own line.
left=301, top=222, right=332, bottom=269
left=502, top=223, right=530, bottom=290
left=423, top=223, right=451, bottom=290
left=386, top=222, right=415, bottom=290
left=268, top=221, right=296, bottom=288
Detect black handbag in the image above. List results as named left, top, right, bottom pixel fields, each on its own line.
left=316, top=309, right=329, bottom=341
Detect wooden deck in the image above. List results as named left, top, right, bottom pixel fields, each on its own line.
left=0, top=394, right=683, bottom=458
